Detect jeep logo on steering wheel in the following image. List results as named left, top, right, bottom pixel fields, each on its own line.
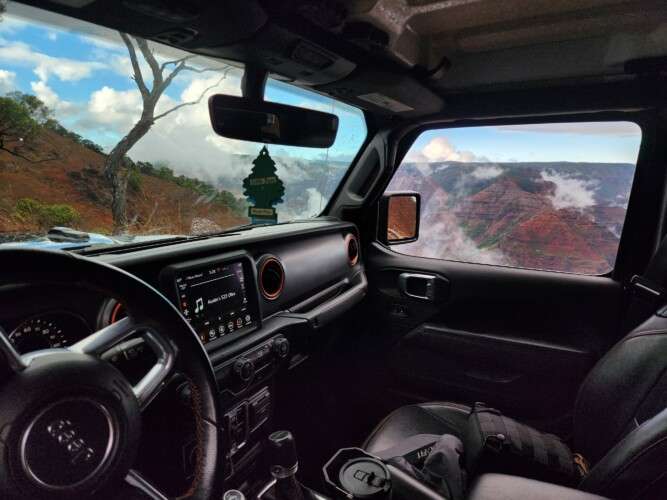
left=46, top=419, right=95, bottom=465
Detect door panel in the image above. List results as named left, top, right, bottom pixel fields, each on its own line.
left=365, top=242, right=624, bottom=422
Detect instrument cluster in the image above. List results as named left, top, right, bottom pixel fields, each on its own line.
left=2, top=298, right=128, bottom=355
left=8, top=311, right=91, bottom=354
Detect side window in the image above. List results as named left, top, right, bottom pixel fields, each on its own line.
left=386, top=122, right=642, bottom=275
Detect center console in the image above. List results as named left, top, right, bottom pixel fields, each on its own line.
left=143, top=226, right=367, bottom=494
left=160, top=251, right=299, bottom=487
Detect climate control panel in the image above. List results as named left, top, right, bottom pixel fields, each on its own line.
left=215, top=335, right=290, bottom=396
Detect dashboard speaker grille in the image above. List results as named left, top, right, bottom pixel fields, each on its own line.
left=258, top=256, right=285, bottom=301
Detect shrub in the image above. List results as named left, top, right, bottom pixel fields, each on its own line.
left=127, top=167, right=142, bottom=193
left=14, top=198, right=42, bottom=221
left=82, top=166, right=99, bottom=176
left=39, top=204, right=79, bottom=227
left=13, top=198, right=79, bottom=228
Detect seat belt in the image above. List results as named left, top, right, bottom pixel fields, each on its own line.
left=623, top=233, right=667, bottom=331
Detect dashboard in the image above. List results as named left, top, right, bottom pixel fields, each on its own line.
left=0, top=219, right=366, bottom=489
left=1, top=221, right=363, bottom=355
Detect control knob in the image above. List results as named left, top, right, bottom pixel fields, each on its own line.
left=272, top=337, right=290, bottom=359
left=234, top=357, right=255, bottom=382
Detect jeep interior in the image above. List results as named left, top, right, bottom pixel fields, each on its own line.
left=2, top=1, right=667, bottom=499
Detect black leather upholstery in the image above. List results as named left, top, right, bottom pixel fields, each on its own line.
left=580, top=407, right=667, bottom=499
left=468, top=474, right=607, bottom=500
left=363, top=402, right=470, bottom=454
left=364, top=314, right=667, bottom=499
left=573, top=313, right=667, bottom=464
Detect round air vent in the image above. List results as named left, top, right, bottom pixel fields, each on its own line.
left=345, top=233, right=359, bottom=267
left=258, top=256, right=285, bottom=301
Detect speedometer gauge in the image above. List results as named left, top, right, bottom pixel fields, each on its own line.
left=10, top=317, right=68, bottom=352
left=9, top=312, right=91, bottom=354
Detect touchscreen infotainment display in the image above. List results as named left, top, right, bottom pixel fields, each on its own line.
left=174, top=259, right=258, bottom=345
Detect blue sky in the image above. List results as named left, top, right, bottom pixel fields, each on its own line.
left=408, top=122, right=642, bottom=164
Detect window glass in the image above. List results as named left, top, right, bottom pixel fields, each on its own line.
left=386, top=122, right=642, bottom=275
left=0, top=3, right=367, bottom=249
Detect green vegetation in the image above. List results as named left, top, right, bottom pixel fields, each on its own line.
left=6, top=91, right=52, bottom=124
left=0, top=92, right=105, bottom=158
left=14, top=198, right=80, bottom=228
left=127, top=166, right=142, bottom=193
left=0, top=96, right=40, bottom=146
left=44, top=119, right=104, bottom=153
left=129, top=159, right=247, bottom=216
left=1, top=91, right=246, bottom=219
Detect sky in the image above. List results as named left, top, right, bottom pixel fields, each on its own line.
left=407, top=121, right=642, bottom=164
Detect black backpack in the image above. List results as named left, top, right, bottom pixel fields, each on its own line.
left=463, top=402, right=587, bottom=486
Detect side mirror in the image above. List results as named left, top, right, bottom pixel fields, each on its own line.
left=208, top=94, right=339, bottom=148
left=379, top=192, right=421, bottom=245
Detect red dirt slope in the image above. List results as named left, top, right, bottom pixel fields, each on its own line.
left=0, top=129, right=246, bottom=235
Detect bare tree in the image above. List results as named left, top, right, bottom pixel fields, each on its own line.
left=105, top=33, right=229, bottom=233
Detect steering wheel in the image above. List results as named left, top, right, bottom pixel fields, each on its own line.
left=0, top=249, right=222, bottom=500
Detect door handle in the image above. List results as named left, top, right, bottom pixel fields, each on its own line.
left=398, top=273, right=437, bottom=301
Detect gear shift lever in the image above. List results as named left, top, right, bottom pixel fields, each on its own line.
left=267, top=430, right=305, bottom=500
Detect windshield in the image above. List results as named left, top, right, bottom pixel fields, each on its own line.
left=0, top=3, right=367, bottom=247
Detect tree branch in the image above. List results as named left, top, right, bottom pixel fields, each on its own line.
left=181, top=64, right=230, bottom=74
left=157, top=60, right=187, bottom=97
left=159, top=55, right=194, bottom=72
left=0, top=144, right=59, bottom=163
left=134, top=37, right=162, bottom=88
left=152, top=71, right=228, bottom=121
left=119, top=32, right=149, bottom=99
left=158, top=61, right=232, bottom=97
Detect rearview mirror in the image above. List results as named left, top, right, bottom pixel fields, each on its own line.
left=380, top=192, right=421, bottom=245
left=208, top=94, right=339, bottom=148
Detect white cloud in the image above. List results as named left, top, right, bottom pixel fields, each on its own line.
left=498, top=122, right=641, bottom=137
left=471, top=165, right=503, bottom=180
left=30, top=81, right=58, bottom=107
left=278, top=187, right=326, bottom=221
left=86, top=86, right=143, bottom=130
left=407, top=136, right=482, bottom=163
left=80, top=33, right=125, bottom=52
left=303, top=187, right=325, bottom=217
left=0, top=16, right=29, bottom=34
left=0, top=69, right=16, bottom=93
left=0, top=41, right=105, bottom=82
left=423, top=137, right=476, bottom=162
left=541, top=170, right=597, bottom=210
left=107, top=53, right=154, bottom=81
left=30, top=80, right=74, bottom=113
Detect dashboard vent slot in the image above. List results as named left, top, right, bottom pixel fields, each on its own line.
left=258, top=256, right=285, bottom=301
left=345, top=234, right=359, bottom=267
